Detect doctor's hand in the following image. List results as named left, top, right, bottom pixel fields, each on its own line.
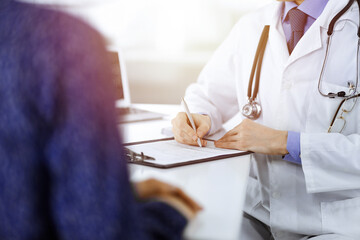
left=134, top=178, right=202, bottom=220
left=215, top=119, right=289, bottom=155
left=171, top=112, right=211, bottom=147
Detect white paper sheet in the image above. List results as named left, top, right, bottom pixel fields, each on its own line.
left=126, top=140, right=246, bottom=166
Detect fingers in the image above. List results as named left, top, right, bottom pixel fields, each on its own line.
left=135, top=178, right=178, bottom=199
left=134, top=178, right=162, bottom=199
left=193, top=115, right=211, bottom=138
left=171, top=112, right=209, bottom=147
left=134, top=178, right=202, bottom=220
left=159, top=186, right=202, bottom=220
left=200, top=139, right=207, bottom=147
left=170, top=187, right=203, bottom=212
left=215, top=133, right=240, bottom=150
left=172, top=113, right=196, bottom=143
left=155, top=181, right=202, bottom=211
left=215, top=127, right=243, bottom=150
left=172, top=127, right=206, bottom=146
left=216, top=129, right=237, bottom=143
left=135, top=179, right=201, bottom=210
left=159, top=195, right=200, bottom=220
left=214, top=140, right=239, bottom=150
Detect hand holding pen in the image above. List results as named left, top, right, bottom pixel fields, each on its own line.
left=171, top=98, right=211, bottom=147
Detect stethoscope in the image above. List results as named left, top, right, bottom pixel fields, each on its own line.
left=242, top=0, right=360, bottom=120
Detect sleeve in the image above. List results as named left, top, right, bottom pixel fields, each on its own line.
left=301, top=132, right=360, bottom=193
left=283, top=131, right=301, bottom=164
left=40, top=14, right=186, bottom=240
left=185, top=21, right=244, bottom=134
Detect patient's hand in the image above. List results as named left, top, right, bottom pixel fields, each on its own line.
left=134, top=178, right=202, bottom=220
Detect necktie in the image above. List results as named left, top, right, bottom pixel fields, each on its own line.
left=288, top=8, right=307, bottom=54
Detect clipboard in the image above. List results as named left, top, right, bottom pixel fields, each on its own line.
left=123, top=137, right=251, bottom=169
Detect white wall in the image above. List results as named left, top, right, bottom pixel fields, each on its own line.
left=23, top=0, right=272, bottom=104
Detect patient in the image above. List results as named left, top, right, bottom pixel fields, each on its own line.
left=0, top=0, right=200, bottom=239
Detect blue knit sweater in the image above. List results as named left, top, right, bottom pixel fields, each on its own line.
left=0, top=1, right=186, bottom=239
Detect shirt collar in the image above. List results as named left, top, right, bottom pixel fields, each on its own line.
left=282, top=0, right=329, bottom=22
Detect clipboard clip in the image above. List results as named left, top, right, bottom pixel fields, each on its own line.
left=124, top=148, right=155, bottom=162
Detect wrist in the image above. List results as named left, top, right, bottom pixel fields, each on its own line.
left=275, top=130, right=288, bottom=155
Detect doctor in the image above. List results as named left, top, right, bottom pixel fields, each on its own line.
left=172, top=0, right=360, bottom=239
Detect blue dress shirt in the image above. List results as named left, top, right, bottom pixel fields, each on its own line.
left=282, top=0, right=328, bottom=165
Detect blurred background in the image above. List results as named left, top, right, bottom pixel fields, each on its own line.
left=22, top=0, right=272, bottom=104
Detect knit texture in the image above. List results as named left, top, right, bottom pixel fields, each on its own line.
left=0, top=1, right=186, bottom=239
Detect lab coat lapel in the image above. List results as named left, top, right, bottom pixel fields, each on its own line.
left=287, top=23, right=322, bottom=65
left=286, top=0, right=354, bottom=66
left=268, top=2, right=289, bottom=72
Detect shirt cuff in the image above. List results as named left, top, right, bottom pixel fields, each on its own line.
left=283, top=131, right=302, bottom=164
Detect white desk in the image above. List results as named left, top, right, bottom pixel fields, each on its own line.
left=120, top=104, right=250, bottom=240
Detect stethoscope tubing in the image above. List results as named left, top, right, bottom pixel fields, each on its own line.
left=243, top=0, right=360, bottom=121
left=247, top=25, right=270, bottom=102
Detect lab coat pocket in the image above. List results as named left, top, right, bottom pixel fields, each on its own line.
left=321, top=197, right=360, bottom=238
left=305, top=82, right=359, bottom=135
left=244, top=176, right=262, bottom=214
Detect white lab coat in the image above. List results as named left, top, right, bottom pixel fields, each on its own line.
left=185, top=0, right=360, bottom=239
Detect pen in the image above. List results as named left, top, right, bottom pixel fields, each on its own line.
left=181, top=97, right=202, bottom=147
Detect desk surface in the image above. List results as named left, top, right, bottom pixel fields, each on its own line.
left=120, top=104, right=250, bottom=240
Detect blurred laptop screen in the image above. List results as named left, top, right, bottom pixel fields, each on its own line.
left=108, top=51, right=124, bottom=100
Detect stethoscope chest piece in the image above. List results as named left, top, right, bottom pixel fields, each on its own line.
left=242, top=25, right=270, bottom=120
left=242, top=100, right=262, bottom=120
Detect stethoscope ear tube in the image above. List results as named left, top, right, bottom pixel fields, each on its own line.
left=327, top=0, right=356, bottom=36
left=359, top=26, right=360, bottom=38
left=319, top=0, right=360, bottom=99
left=357, top=0, right=360, bottom=37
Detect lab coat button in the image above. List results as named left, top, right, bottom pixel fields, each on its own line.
left=272, top=192, right=281, bottom=199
